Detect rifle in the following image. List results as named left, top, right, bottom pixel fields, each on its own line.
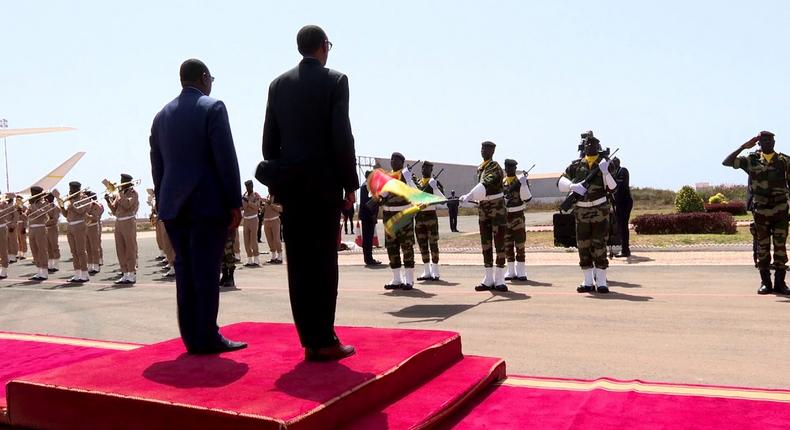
left=507, top=164, right=536, bottom=193
left=559, top=148, right=619, bottom=213
left=407, top=160, right=421, bottom=170
left=433, top=168, right=445, bottom=180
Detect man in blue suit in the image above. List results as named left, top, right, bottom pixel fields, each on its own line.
left=150, top=59, right=246, bottom=354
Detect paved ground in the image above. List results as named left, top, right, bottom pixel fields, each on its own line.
left=1, top=230, right=789, bottom=390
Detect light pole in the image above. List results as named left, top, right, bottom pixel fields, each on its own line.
left=0, top=119, right=7, bottom=191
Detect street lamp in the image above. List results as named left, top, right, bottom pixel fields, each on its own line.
left=0, top=119, right=7, bottom=191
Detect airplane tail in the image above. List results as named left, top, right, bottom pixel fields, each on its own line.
left=20, top=152, right=86, bottom=194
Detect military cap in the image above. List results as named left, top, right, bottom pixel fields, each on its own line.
left=481, top=141, right=496, bottom=148
left=30, top=186, right=43, bottom=195
left=584, top=136, right=600, bottom=145
left=69, top=181, right=81, bottom=189
left=581, top=130, right=594, bottom=139
left=422, top=161, right=434, bottom=168
left=15, top=195, right=23, bottom=200
left=244, top=180, right=253, bottom=186
left=504, top=159, right=518, bottom=167
left=120, top=173, right=133, bottom=183
left=760, top=131, right=775, bottom=138
left=391, top=152, right=405, bottom=161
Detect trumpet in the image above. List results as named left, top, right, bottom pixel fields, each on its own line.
left=73, top=195, right=99, bottom=210
left=51, top=188, right=89, bottom=208
left=26, top=202, right=57, bottom=220
left=103, top=179, right=141, bottom=199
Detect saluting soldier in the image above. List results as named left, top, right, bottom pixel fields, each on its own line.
left=60, top=182, right=90, bottom=282
left=0, top=194, right=12, bottom=278
left=557, top=133, right=617, bottom=293
left=414, top=161, right=445, bottom=281
left=378, top=152, right=417, bottom=290
left=84, top=191, right=104, bottom=275
left=723, top=131, right=790, bottom=295
left=105, top=173, right=139, bottom=284
left=26, top=186, right=50, bottom=280
left=460, top=141, right=508, bottom=292
left=242, top=180, right=263, bottom=266
left=502, top=159, right=532, bottom=282
left=45, top=193, right=61, bottom=273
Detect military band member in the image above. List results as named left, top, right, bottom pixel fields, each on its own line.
left=557, top=133, right=617, bottom=293
left=7, top=199, right=19, bottom=263
left=379, top=152, right=417, bottom=290
left=723, top=131, right=790, bottom=295
left=262, top=195, right=283, bottom=264
left=45, top=193, right=61, bottom=272
left=242, top=180, right=263, bottom=266
left=84, top=191, right=104, bottom=275
left=0, top=194, right=13, bottom=278
left=460, top=141, right=508, bottom=291
left=105, top=173, right=139, bottom=284
left=414, top=161, right=445, bottom=281
left=503, top=159, right=532, bottom=282
left=16, top=196, right=28, bottom=260
left=159, top=218, right=176, bottom=276
left=27, top=186, right=50, bottom=280
left=61, top=182, right=90, bottom=282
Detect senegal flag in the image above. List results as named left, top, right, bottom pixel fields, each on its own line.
left=367, top=169, right=444, bottom=235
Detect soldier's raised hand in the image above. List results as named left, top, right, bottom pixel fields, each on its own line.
left=742, top=136, right=760, bottom=149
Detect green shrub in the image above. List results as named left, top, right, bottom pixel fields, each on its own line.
left=675, top=186, right=705, bottom=213
left=697, top=185, right=748, bottom=203
left=708, top=193, right=728, bottom=204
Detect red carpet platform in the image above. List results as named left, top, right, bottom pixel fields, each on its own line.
left=5, top=322, right=505, bottom=430
left=438, top=375, right=790, bottom=429
left=0, top=332, right=140, bottom=425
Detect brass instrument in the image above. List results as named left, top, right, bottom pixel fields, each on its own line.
left=103, top=178, right=140, bottom=199
left=26, top=202, right=57, bottom=220
left=73, top=195, right=99, bottom=210
left=51, top=188, right=89, bottom=209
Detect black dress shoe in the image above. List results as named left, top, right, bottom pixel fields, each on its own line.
left=384, top=283, right=402, bottom=290
left=401, top=284, right=413, bottom=290
left=417, top=275, right=432, bottom=281
left=504, top=275, right=514, bottom=281
left=475, top=284, right=493, bottom=291
left=189, top=337, right=247, bottom=355
left=493, top=284, right=509, bottom=292
left=305, top=344, right=356, bottom=362
left=515, top=276, right=528, bottom=282
left=596, top=285, right=610, bottom=294
left=365, top=260, right=382, bottom=266
left=577, top=285, right=594, bottom=293
left=758, top=284, right=773, bottom=295
left=774, top=285, right=790, bottom=295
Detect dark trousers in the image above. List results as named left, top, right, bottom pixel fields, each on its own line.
left=257, top=212, right=264, bottom=242
left=615, top=200, right=633, bottom=253
left=164, top=215, right=228, bottom=351
left=449, top=208, right=458, bottom=232
left=362, top=219, right=376, bottom=263
left=282, top=197, right=341, bottom=349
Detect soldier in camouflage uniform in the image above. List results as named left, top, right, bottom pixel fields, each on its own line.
left=460, top=141, right=508, bottom=292
left=503, top=159, right=532, bottom=282
left=558, top=133, right=618, bottom=293
left=219, top=229, right=237, bottom=288
left=723, top=131, right=790, bottom=295
left=414, top=161, right=445, bottom=281
left=380, top=152, right=417, bottom=290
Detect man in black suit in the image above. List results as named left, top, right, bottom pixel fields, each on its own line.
left=150, top=59, right=246, bottom=354
left=612, top=157, right=633, bottom=257
left=447, top=190, right=460, bottom=232
left=262, top=25, right=358, bottom=362
left=359, top=170, right=382, bottom=266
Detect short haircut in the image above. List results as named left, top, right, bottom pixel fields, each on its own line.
left=297, top=25, right=327, bottom=56
left=180, top=59, right=209, bottom=83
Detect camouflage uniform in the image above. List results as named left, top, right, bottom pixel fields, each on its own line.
left=382, top=171, right=415, bottom=269
left=414, top=178, right=440, bottom=264
left=219, top=229, right=236, bottom=287
left=562, top=156, right=616, bottom=269
left=477, top=160, right=507, bottom=268
left=732, top=151, right=790, bottom=271
left=503, top=176, right=528, bottom=263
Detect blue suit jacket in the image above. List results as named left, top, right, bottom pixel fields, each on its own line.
left=150, top=87, right=241, bottom=220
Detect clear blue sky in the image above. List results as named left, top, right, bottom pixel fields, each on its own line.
left=2, top=1, right=789, bottom=203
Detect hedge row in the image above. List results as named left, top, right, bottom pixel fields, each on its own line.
left=704, top=201, right=747, bottom=215
left=632, top=212, right=737, bottom=235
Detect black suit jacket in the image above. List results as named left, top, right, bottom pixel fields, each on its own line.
left=262, top=58, right=358, bottom=201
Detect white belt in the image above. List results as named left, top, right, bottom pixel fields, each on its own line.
left=0, top=223, right=7, bottom=229
left=68, top=220, right=85, bottom=226
left=575, top=197, right=608, bottom=208
left=28, top=224, right=45, bottom=228
left=507, top=204, right=526, bottom=213
left=243, top=214, right=259, bottom=220
left=382, top=205, right=411, bottom=212
left=116, top=215, right=135, bottom=221
left=263, top=216, right=280, bottom=222
left=483, top=193, right=504, bottom=201
left=87, top=222, right=98, bottom=227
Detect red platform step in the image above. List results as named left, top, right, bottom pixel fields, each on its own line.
left=6, top=322, right=481, bottom=430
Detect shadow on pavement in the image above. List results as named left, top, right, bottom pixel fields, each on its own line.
left=585, top=291, right=653, bottom=302
left=624, top=255, right=654, bottom=264
left=607, top=280, right=642, bottom=288
left=388, top=304, right=476, bottom=323
left=97, top=283, right=136, bottom=291
left=487, top=290, right=530, bottom=301
left=519, top=279, right=552, bottom=287
left=383, top=288, right=437, bottom=298
left=419, top=280, right=460, bottom=286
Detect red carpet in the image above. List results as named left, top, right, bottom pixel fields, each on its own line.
left=438, top=375, right=790, bottom=429
left=0, top=332, right=141, bottom=425
left=6, top=322, right=466, bottom=430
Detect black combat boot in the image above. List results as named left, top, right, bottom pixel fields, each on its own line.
left=758, top=269, right=773, bottom=295
left=219, top=267, right=229, bottom=287
left=774, top=269, right=790, bottom=295
left=224, top=266, right=236, bottom=288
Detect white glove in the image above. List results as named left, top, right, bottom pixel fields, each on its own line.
left=570, top=182, right=588, bottom=196
left=518, top=175, right=528, bottom=186
left=460, top=193, right=471, bottom=203
left=402, top=167, right=416, bottom=187
left=598, top=159, right=610, bottom=172
left=428, top=178, right=437, bottom=188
